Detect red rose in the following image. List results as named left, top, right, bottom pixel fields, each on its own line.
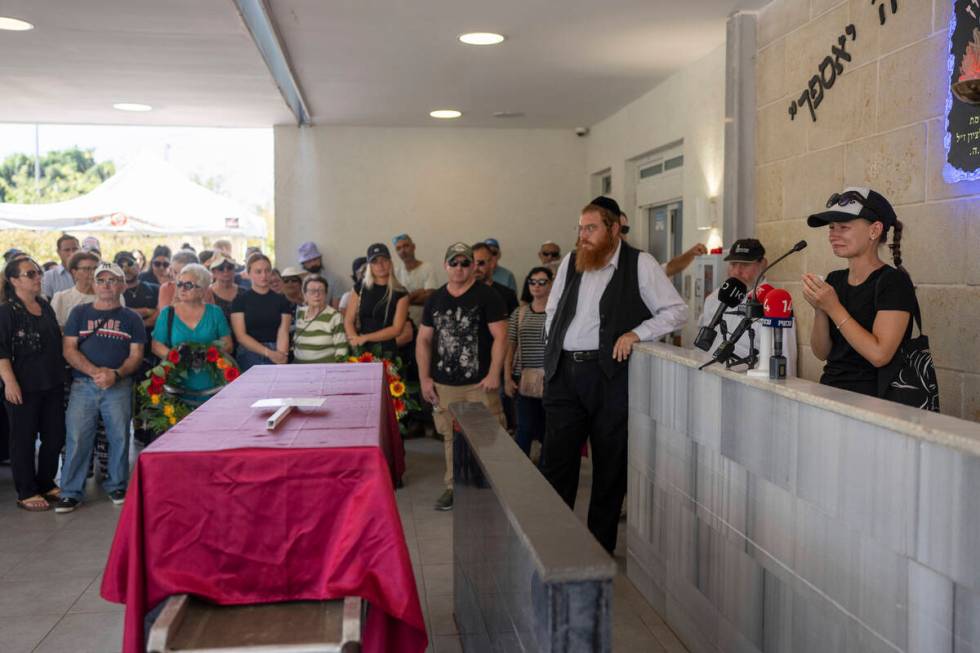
left=358, top=352, right=374, bottom=363
left=206, top=346, right=220, bottom=363
left=150, top=375, right=165, bottom=388
left=224, top=367, right=240, bottom=382
left=393, top=398, right=405, bottom=413
left=167, top=349, right=181, bottom=364
left=147, top=384, right=162, bottom=396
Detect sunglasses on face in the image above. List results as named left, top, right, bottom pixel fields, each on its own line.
left=95, top=277, right=122, bottom=286
left=15, top=270, right=41, bottom=279
left=153, top=260, right=170, bottom=268
left=118, top=260, right=136, bottom=268
left=474, top=260, right=488, bottom=267
left=826, top=191, right=868, bottom=209
left=447, top=258, right=472, bottom=268
left=284, top=277, right=302, bottom=284
left=528, top=278, right=550, bottom=287
left=540, top=250, right=560, bottom=258
left=175, top=281, right=201, bottom=291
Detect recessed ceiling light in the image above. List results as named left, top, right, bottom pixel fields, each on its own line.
left=113, top=103, right=153, bottom=112
left=458, top=32, right=505, bottom=46
left=430, top=109, right=462, bottom=119
left=0, top=17, right=34, bottom=31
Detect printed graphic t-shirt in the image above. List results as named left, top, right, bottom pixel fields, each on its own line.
left=63, top=304, right=147, bottom=379
left=421, top=283, right=507, bottom=386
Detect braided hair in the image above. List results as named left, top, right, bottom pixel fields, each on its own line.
left=887, top=219, right=907, bottom=275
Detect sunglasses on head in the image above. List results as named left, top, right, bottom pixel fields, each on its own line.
left=528, top=278, right=550, bottom=287
left=153, top=260, right=170, bottom=268
left=540, top=250, right=560, bottom=258
left=447, top=258, right=472, bottom=268
left=213, top=263, right=235, bottom=272
left=826, top=191, right=868, bottom=209
left=175, top=281, right=200, bottom=291
left=15, top=270, right=41, bottom=279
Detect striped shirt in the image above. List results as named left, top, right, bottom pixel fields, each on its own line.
left=507, top=305, right=547, bottom=373
left=292, top=305, right=348, bottom=363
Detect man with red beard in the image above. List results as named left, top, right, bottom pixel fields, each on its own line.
left=542, top=196, right=688, bottom=554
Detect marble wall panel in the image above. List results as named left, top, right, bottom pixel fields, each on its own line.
left=721, top=383, right=798, bottom=492
left=628, top=410, right=655, bottom=478
left=652, top=357, right=690, bottom=434
left=694, top=442, right=749, bottom=545
left=746, top=474, right=797, bottom=569
left=955, top=582, right=980, bottom=653
left=629, top=352, right=651, bottom=417
left=917, top=443, right=980, bottom=592
left=908, top=559, right=954, bottom=653
left=795, top=403, right=842, bottom=516
left=688, top=370, right=722, bottom=449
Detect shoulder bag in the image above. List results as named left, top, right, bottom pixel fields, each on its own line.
left=516, top=305, right=544, bottom=399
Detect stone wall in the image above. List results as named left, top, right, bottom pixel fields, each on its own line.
left=754, top=0, right=980, bottom=421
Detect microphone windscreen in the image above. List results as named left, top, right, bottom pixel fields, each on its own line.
left=763, top=288, right=793, bottom=318
left=793, top=240, right=808, bottom=252
left=754, top=283, right=775, bottom=303
left=717, top=278, right=748, bottom=307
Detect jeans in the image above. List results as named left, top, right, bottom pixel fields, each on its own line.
left=6, top=386, right=65, bottom=500
left=236, top=342, right=276, bottom=372
left=62, top=377, right=133, bottom=500
left=514, top=393, right=546, bottom=457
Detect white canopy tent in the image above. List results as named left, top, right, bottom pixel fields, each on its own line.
left=0, top=155, right=267, bottom=238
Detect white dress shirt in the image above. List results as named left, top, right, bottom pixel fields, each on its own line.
left=699, top=289, right=798, bottom=377
left=545, top=240, right=689, bottom=350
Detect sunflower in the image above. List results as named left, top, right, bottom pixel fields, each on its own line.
left=151, top=394, right=161, bottom=405
left=389, top=381, right=406, bottom=397
left=163, top=404, right=175, bottom=417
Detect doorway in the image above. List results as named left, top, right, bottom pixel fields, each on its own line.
left=646, top=201, right=683, bottom=292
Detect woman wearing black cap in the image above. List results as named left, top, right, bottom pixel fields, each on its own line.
left=343, top=244, right=408, bottom=357
left=801, top=187, right=916, bottom=398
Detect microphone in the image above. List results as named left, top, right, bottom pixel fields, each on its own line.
left=694, top=277, right=748, bottom=351
left=762, top=289, right=794, bottom=379
left=753, top=283, right=775, bottom=303
left=710, top=313, right=754, bottom=365
left=744, top=241, right=807, bottom=320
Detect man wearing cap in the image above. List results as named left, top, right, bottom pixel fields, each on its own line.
left=417, top=243, right=509, bottom=511
left=81, top=236, right=101, bottom=255
left=484, top=238, right=517, bottom=291
left=392, top=234, right=439, bottom=326
left=56, top=262, right=147, bottom=513
left=699, top=239, right=797, bottom=376
left=298, top=241, right=342, bottom=307
left=542, top=197, right=688, bottom=553
left=42, top=234, right=80, bottom=299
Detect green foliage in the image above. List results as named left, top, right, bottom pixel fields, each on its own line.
left=0, top=148, right=115, bottom=204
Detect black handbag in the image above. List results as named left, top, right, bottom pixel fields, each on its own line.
left=875, top=275, right=940, bottom=412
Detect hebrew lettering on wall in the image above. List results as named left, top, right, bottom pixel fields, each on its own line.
left=945, top=0, right=980, bottom=181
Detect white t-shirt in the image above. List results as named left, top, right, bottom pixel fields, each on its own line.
left=394, top=260, right=439, bottom=325
left=699, top=289, right=797, bottom=376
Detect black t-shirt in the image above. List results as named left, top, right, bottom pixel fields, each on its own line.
left=358, top=283, right=407, bottom=354
left=422, top=283, right=507, bottom=386
left=123, top=281, right=159, bottom=311
left=0, top=299, right=64, bottom=392
left=820, top=265, right=916, bottom=395
left=489, top=281, right=518, bottom=316
left=230, top=289, right=293, bottom=343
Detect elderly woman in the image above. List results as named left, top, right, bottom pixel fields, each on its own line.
left=51, top=251, right=101, bottom=327
left=152, top=264, right=232, bottom=398
left=0, top=257, right=65, bottom=511
left=344, top=244, right=408, bottom=357
left=292, top=275, right=348, bottom=363
left=231, top=254, right=292, bottom=371
left=157, top=249, right=214, bottom=310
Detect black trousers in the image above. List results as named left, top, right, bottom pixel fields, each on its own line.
left=541, top=356, right=628, bottom=553
left=6, top=385, right=65, bottom=501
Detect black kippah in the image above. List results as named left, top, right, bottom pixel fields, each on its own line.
left=589, top=195, right=622, bottom=216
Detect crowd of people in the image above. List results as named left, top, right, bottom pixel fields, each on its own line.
left=1, top=186, right=926, bottom=556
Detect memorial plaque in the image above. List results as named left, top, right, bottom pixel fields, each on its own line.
left=945, top=0, right=980, bottom=181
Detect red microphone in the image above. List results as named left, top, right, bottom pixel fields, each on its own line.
left=753, top=283, right=775, bottom=303
left=762, top=289, right=793, bottom=379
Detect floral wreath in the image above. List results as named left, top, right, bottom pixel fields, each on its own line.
left=137, top=342, right=240, bottom=433
left=346, top=346, right=419, bottom=428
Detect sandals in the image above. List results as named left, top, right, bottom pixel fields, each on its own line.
left=17, top=495, right=51, bottom=512
left=43, top=487, right=61, bottom=502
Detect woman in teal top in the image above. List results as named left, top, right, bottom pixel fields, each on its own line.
left=151, top=264, right=232, bottom=396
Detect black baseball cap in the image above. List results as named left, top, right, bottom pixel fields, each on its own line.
left=807, top=187, right=897, bottom=229
left=724, top=239, right=766, bottom=262
left=366, top=243, right=390, bottom=262
left=351, top=256, right=367, bottom=275
left=113, top=250, right=137, bottom=266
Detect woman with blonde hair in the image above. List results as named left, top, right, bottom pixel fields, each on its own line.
left=344, top=243, right=408, bottom=357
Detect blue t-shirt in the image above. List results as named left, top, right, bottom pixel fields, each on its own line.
left=152, top=304, right=231, bottom=392
left=64, top=304, right=147, bottom=380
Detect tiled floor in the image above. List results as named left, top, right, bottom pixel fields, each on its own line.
left=0, top=437, right=686, bottom=652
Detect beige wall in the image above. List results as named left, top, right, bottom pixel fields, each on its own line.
left=274, top=125, right=587, bottom=295
left=586, top=45, right=728, bottom=343
left=755, top=0, right=980, bottom=420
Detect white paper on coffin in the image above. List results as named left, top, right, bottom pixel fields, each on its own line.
left=250, top=398, right=326, bottom=431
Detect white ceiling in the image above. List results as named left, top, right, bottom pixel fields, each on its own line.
left=0, top=0, right=765, bottom=129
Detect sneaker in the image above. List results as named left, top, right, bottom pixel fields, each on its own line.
left=109, top=490, right=126, bottom=506
left=434, top=489, right=453, bottom=511
left=54, top=497, right=80, bottom=513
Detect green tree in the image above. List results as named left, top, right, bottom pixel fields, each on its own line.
left=0, top=148, right=115, bottom=204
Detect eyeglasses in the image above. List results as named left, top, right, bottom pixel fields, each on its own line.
left=175, top=281, right=201, bottom=291
left=305, top=287, right=326, bottom=295
left=528, top=278, right=550, bottom=287
left=474, top=260, right=488, bottom=267
left=540, top=250, right=560, bottom=258
left=15, top=270, right=41, bottom=279
left=95, top=277, right=122, bottom=286
left=447, top=259, right=472, bottom=268
left=75, top=265, right=98, bottom=273
left=577, top=224, right=604, bottom=235
left=826, top=191, right=868, bottom=209
left=152, top=260, right=170, bottom=268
